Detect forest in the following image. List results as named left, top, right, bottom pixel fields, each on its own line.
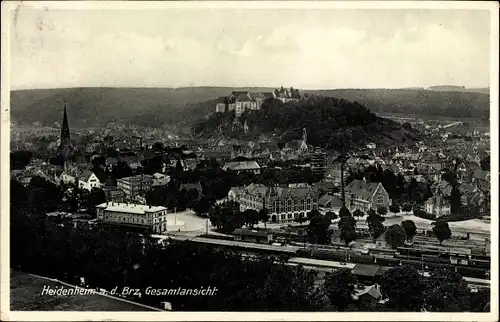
left=193, top=96, right=420, bottom=151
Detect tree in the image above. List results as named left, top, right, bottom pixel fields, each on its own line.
left=366, top=210, right=385, bottom=241
left=377, top=206, right=388, bottom=217
left=389, top=204, right=400, bottom=215
left=324, top=269, right=356, bottom=311
left=325, top=211, right=338, bottom=221
left=307, top=213, right=332, bottom=244
left=338, top=205, right=351, bottom=218
left=380, top=265, right=425, bottom=311
left=85, top=188, right=106, bottom=216
left=401, top=220, right=417, bottom=241
left=432, top=221, right=452, bottom=244
left=338, top=215, right=357, bottom=245
left=384, top=224, right=406, bottom=249
left=192, top=196, right=213, bottom=217
left=152, top=142, right=164, bottom=151
left=258, top=208, right=269, bottom=230
left=423, top=268, right=471, bottom=312
left=401, top=204, right=412, bottom=213
left=480, top=155, right=490, bottom=171
left=352, top=209, right=364, bottom=219
left=449, top=185, right=462, bottom=215
left=243, top=209, right=259, bottom=229
left=470, top=289, right=490, bottom=312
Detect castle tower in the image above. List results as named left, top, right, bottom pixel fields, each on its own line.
left=59, top=102, right=74, bottom=164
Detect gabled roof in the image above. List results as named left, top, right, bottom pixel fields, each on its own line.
left=355, top=284, right=382, bottom=300
left=351, top=264, right=381, bottom=278
left=344, top=180, right=382, bottom=199
left=223, top=161, right=261, bottom=171
left=318, top=194, right=342, bottom=208
left=80, top=169, right=95, bottom=182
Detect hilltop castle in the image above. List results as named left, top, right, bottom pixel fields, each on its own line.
left=215, top=86, right=301, bottom=117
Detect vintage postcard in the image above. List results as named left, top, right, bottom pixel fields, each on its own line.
left=1, top=1, right=498, bottom=321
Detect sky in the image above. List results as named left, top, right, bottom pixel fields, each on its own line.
left=9, top=5, right=492, bottom=90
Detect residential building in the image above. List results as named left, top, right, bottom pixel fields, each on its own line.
left=78, top=170, right=103, bottom=191
left=117, top=174, right=153, bottom=199
left=318, top=194, right=342, bottom=214
left=228, top=187, right=242, bottom=202
left=96, top=202, right=168, bottom=234
left=424, top=195, right=451, bottom=217
left=353, top=284, right=383, bottom=306
left=222, top=160, right=261, bottom=174
left=238, top=183, right=319, bottom=223
left=152, top=173, right=171, bottom=186
left=344, top=179, right=391, bottom=212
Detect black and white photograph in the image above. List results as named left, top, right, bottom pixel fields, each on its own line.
left=1, top=1, right=498, bottom=320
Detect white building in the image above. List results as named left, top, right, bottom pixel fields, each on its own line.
left=96, top=202, right=168, bottom=234
left=78, top=170, right=103, bottom=191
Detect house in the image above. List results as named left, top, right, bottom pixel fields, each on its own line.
left=432, top=180, right=453, bottom=197
left=353, top=284, right=383, bottom=306
left=78, top=170, right=104, bottom=191
left=318, top=194, right=342, bottom=214
left=233, top=228, right=273, bottom=244
left=228, top=187, right=243, bottom=202
left=366, top=142, right=377, bottom=150
left=344, top=179, right=390, bottom=212
left=424, top=195, right=451, bottom=217
left=222, top=160, right=261, bottom=174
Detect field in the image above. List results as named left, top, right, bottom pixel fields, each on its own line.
left=10, top=270, right=158, bottom=311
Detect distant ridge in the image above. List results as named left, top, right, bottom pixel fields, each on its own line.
left=10, top=86, right=490, bottom=129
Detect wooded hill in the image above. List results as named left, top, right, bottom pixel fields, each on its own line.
left=10, top=86, right=489, bottom=129
left=193, top=96, right=421, bottom=151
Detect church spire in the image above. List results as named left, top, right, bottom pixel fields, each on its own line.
left=59, top=101, right=73, bottom=163
left=61, top=101, right=71, bottom=141
left=302, top=127, right=307, bottom=143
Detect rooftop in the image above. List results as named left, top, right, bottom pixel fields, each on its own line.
left=96, top=202, right=167, bottom=214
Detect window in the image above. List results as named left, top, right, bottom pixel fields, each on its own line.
left=376, top=195, right=385, bottom=204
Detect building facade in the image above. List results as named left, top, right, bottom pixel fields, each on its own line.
left=96, top=202, right=168, bottom=233
left=117, top=174, right=153, bottom=199
left=344, top=179, right=390, bottom=212
left=78, top=170, right=103, bottom=191
left=424, top=195, right=452, bottom=217
left=237, top=183, right=318, bottom=223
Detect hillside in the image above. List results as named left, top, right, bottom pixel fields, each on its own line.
left=10, top=87, right=489, bottom=130
left=305, top=89, right=489, bottom=120
left=193, top=96, right=421, bottom=151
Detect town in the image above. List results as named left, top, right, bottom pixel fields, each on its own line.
left=10, top=86, right=491, bottom=312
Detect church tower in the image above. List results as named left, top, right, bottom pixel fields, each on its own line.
left=302, top=127, right=307, bottom=143
left=59, top=102, right=74, bottom=163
